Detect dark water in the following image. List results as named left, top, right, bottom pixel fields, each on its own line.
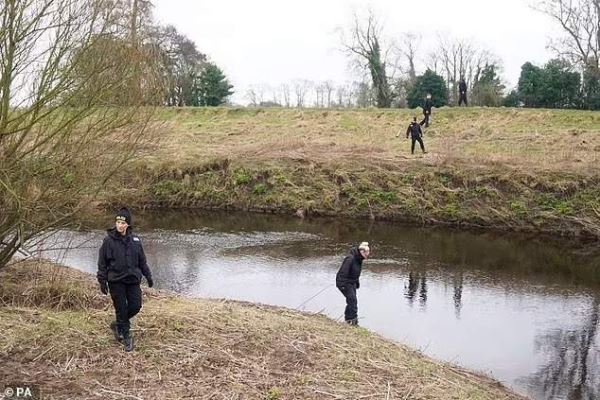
left=36, top=211, right=600, bottom=400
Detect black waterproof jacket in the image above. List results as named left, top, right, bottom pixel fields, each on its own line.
left=423, top=98, right=433, bottom=114
left=459, top=80, right=467, bottom=93
left=406, top=121, right=423, bottom=138
left=97, top=228, right=152, bottom=284
left=336, top=247, right=365, bottom=288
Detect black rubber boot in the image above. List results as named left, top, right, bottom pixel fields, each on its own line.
left=123, top=334, right=134, bottom=352
left=110, top=321, right=124, bottom=342
left=345, top=318, right=359, bottom=326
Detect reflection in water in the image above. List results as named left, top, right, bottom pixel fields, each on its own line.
left=404, top=272, right=428, bottom=309
left=453, top=272, right=463, bottom=318
left=522, top=298, right=600, bottom=400
left=45, top=210, right=600, bottom=400
left=405, top=272, right=419, bottom=305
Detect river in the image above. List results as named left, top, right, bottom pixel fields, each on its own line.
left=36, top=210, right=600, bottom=400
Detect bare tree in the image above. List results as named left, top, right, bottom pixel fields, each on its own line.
left=535, top=0, right=599, bottom=71
left=314, top=83, right=324, bottom=107
left=323, top=80, right=335, bottom=108
left=0, top=0, right=161, bottom=269
left=269, top=85, right=281, bottom=106
left=157, top=24, right=206, bottom=106
left=280, top=83, right=291, bottom=107
left=340, top=9, right=392, bottom=108
left=425, top=51, right=443, bottom=75
left=244, top=84, right=267, bottom=106
left=436, top=35, right=476, bottom=104
left=433, top=35, right=500, bottom=105
left=254, top=84, right=267, bottom=105
left=293, top=79, right=311, bottom=107
left=245, top=88, right=258, bottom=106
left=353, top=80, right=374, bottom=108
left=535, top=0, right=600, bottom=107
left=396, top=32, right=421, bottom=84
left=99, top=0, right=154, bottom=44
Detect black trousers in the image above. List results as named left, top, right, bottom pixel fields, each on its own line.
left=108, top=282, right=142, bottom=335
left=459, top=92, right=468, bottom=106
left=420, top=113, right=430, bottom=127
left=411, top=136, right=425, bottom=154
left=337, top=283, right=358, bottom=321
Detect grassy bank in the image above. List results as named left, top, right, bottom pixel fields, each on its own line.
left=103, top=107, right=600, bottom=238
left=0, top=261, right=523, bottom=399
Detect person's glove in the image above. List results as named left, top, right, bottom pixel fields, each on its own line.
left=99, top=280, right=108, bottom=295
left=146, top=276, right=154, bottom=288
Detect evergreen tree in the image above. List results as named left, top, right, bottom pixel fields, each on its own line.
left=471, top=64, right=505, bottom=106
left=582, top=66, right=600, bottom=110
left=407, top=70, right=448, bottom=108
left=540, top=59, right=580, bottom=108
left=503, top=90, right=520, bottom=107
left=517, top=62, right=543, bottom=108
left=517, top=60, right=581, bottom=109
left=197, top=63, right=234, bottom=106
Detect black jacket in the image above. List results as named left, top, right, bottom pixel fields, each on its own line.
left=459, top=80, right=467, bottom=93
left=97, top=228, right=152, bottom=284
left=423, top=98, right=433, bottom=114
left=406, top=121, right=423, bottom=138
left=336, top=247, right=365, bottom=288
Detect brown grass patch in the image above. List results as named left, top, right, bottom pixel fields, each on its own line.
left=0, top=261, right=524, bottom=399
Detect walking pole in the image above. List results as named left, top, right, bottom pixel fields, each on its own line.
left=395, top=126, right=402, bottom=137
left=296, top=284, right=332, bottom=310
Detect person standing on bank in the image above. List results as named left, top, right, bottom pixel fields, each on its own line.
left=406, top=116, right=426, bottom=154
left=336, top=242, right=370, bottom=326
left=97, top=207, right=154, bottom=352
left=458, top=78, right=468, bottom=106
left=420, top=93, right=433, bottom=127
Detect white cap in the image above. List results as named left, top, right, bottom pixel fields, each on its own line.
left=358, top=242, right=370, bottom=252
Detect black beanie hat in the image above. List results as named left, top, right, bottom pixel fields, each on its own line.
left=116, top=207, right=132, bottom=226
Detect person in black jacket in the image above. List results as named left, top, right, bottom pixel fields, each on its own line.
left=458, top=78, right=468, bottom=106
left=420, top=93, right=433, bottom=127
left=406, top=116, right=426, bottom=154
left=336, top=242, right=370, bottom=326
left=97, top=207, right=154, bottom=352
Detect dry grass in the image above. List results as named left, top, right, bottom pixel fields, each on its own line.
left=84, top=107, right=600, bottom=239
left=149, top=107, right=600, bottom=174
left=0, top=261, right=524, bottom=400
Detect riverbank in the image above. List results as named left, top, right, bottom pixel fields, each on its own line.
left=99, top=107, right=600, bottom=239
left=0, top=260, right=524, bottom=399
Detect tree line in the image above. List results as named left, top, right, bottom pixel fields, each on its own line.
left=119, top=1, right=234, bottom=106
left=245, top=0, right=599, bottom=110
left=0, top=0, right=234, bottom=270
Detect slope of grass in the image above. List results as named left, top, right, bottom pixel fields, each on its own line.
left=98, top=107, right=600, bottom=238
left=0, top=261, right=524, bottom=399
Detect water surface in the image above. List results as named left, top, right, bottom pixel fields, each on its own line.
left=38, top=211, right=600, bottom=400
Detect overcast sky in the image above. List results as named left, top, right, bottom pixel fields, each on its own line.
left=153, top=0, right=555, bottom=104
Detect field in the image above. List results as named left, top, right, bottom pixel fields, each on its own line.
left=99, top=107, right=600, bottom=238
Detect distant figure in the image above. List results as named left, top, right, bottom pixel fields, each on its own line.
left=406, top=116, right=426, bottom=154
left=336, top=242, right=370, bottom=326
left=97, top=207, right=154, bottom=352
left=420, top=93, right=433, bottom=127
left=458, top=78, right=468, bottom=106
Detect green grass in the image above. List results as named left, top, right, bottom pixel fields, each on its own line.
left=94, top=107, right=600, bottom=238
